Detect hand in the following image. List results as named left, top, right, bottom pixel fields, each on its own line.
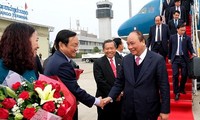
left=168, top=59, right=171, bottom=64
left=116, top=92, right=123, bottom=101
left=192, top=53, right=197, bottom=57
left=159, top=113, right=169, bottom=120
left=95, top=96, right=104, bottom=109
left=101, top=97, right=112, bottom=109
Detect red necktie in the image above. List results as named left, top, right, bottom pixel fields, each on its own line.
left=110, top=58, right=117, bottom=77
left=136, top=56, right=140, bottom=66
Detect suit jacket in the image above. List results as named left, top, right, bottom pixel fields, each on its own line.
left=168, top=19, right=184, bottom=35
left=147, top=24, right=171, bottom=53
left=115, top=52, right=123, bottom=60
left=168, top=34, right=195, bottom=63
left=181, top=0, right=193, bottom=11
left=93, top=55, right=122, bottom=98
left=169, top=6, right=187, bottom=23
left=108, top=50, right=170, bottom=120
left=93, top=55, right=122, bottom=120
left=44, top=50, right=95, bottom=107
left=162, top=0, right=175, bottom=23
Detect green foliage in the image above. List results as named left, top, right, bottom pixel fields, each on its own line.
left=92, top=46, right=101, bottom=53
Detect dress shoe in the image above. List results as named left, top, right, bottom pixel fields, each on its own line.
left=180, top=90, right=186, bottom=94
left=175, top=93, right=180, bottom=101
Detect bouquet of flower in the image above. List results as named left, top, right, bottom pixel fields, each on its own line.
left=0, top=75, right=76, bottom=120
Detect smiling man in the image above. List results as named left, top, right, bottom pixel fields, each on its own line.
left=93, top=40, right=122, bottom=120
left=44, top=29, right=103, bottom=120
left=103, top=30, right=170, bottom=120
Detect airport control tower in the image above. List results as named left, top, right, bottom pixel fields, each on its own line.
left=96, top=0, right=113, bottom=40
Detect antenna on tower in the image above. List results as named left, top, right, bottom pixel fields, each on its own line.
left=129, top=0, right=132, bottom=18
left=76, top=20, right=80, bottom=30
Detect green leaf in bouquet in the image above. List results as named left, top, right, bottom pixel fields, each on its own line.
left=0, top=89, right=6, bottom=100
left=26, top=81, right=34, bottom=91
left=6, top=86, right=17, bottom=98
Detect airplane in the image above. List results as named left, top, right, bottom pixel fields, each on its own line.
left=117, top=0, right=200, bottom=36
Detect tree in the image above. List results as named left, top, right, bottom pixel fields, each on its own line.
left=92, top=46, right=100, bottom=53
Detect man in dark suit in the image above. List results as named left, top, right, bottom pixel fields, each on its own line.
left=44, top=30, right=103, bottom=120
left=168, top=0, right=187, bottom=24
left=103, top=30, right=170, bottom=120
left=93, top=40, right=122, bottom=120
left=181, top=0, right=193, bottom=25
left=168, top=24, right=196, bottom=100
left=162, top=0, right=175, bottom=24
left=147, top=15, right=171, bottom=61
left=168, top=10, right=184, bottom=35
left=113, top=37, right=124, bottom=60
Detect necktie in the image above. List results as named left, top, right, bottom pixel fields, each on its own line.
left=110, top=58, right=117, bottom=77
left=135, top=56, right=140, bottom=66
left=179, top=36, right=183, bottom=55
left=157, top=26, right=160, bottom=41
left=175, top=20, right=178, bottom=28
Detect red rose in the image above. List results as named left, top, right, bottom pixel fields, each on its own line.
left=53, top=91, right=61, bottom=98
left=34, top=80, right=47, bottom=90
left=2, top=98, right=16, bottom=109
left=42, top=101, right=55, bottom=112
left=0, top=108, right=9, bottom=119
left=62, top=100, right=70, bottom=109
left=54, top=83, right=61, bottom=92
left=57, top=106, right=67, bottom=117
left=23, top=107, right=36, bottom=119
left=12, top=82, right=21, bottom=90
left=19, top=91, right=29, bottom=100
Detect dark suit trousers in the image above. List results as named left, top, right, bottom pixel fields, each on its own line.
left=97, top=102, right=121, bottom=120
left=172, top=56, right=188, bottom=94
left=151, top=42, right=167, bottom=61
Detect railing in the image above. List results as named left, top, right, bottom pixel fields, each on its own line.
left=191, top=0, right=200, bottom=95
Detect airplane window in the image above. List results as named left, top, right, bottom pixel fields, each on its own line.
left=138, top=6, right=154, bottom=14
left=138, top=8, right=147, bottom=14
left=148, top=6, right=154, bottom=13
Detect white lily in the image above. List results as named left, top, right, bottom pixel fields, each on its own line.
left=35, top=84, right=56, bottom=105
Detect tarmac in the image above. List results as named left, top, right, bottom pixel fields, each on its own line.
left=73, top=59, right=200, bottom=120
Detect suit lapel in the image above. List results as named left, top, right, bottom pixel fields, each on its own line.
left=103, top=56, right=115, bottom=78
left=115, top=57, right=121, bottom=74
left=135, top=51, right=152, bottom=85
left=126, top=55, right=136, bottom=86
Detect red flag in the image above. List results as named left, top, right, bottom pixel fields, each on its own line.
left=25, top=2, right=28, bottom=10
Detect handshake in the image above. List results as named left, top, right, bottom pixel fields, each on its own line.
left=95, top=97, right=112, bottom=109
left=95, top=93, right=123, bottom=109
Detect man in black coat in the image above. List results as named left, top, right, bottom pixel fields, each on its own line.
left=93, top=40, right=122, bottom=120
left=168, top=10, right=184, bottom=35
left=147, top=15, right=171, bottom=61
left=168, top=24, right=196, bottom=100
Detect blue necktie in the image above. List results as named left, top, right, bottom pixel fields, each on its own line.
left=179, top=36, right=183, bottom=55
left=175, top=20, right=178, bottom=28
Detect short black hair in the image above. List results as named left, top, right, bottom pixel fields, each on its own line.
left=177, top=23, right=185, bottom=29
left=54, top=30, right=77, bottom=50
left=102, top=39, right=116, bottom=49
left=174, top=0, right=181, bottom=2
left=113, top=38, right=122, bottom=48
left=173, top=10, right=180, bottom=15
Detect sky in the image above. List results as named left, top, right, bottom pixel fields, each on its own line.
left=1, top=0, right=150, bottom=42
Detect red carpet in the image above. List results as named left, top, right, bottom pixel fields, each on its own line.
left=166, top=61, right=194, bottom=120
